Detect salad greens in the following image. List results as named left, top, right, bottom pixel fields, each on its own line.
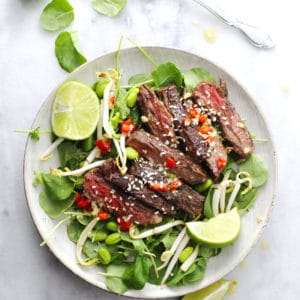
left=55, top=31, right=87, bottom=72
left=34, top=42, right=269, bottom=294
left=40, top=0, right=74, bottom=32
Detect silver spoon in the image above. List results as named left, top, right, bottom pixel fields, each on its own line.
left=193, top=0, right=275, bottom=48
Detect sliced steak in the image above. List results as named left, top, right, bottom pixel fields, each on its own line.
left=126, top=130, right=207, bottom=185
left=192, top=82, right=254, bottom=158
left=101, top=159, right=176, bottom=215
left=160, top=84, right=227, bottom=178
left=130, top=158, right=205, bottom=217
left=137, top=84, right=178, bottom=148
left=83, top=168, right=162, bottom=225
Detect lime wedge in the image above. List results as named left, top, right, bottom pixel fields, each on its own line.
left=182, top=279, right=237, bottom=300
left=51, top=81, right=99, bottom=140
left=186, top=207, right=241, bottom=247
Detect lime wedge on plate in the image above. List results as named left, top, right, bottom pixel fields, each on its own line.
left=186, top=207, right=241, bottom=247
left=52, top=81, right=99, bottom=140
left=182, top=278, right=237, bottom=300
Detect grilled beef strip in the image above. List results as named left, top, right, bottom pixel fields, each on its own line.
left=160, top=83, right=227, bottom=178
left=83, top=168, right=162, bottom=225
left=126, top=129, right=207, bottom=185
left=130, top=158, right=205, bottom=217
left=137, top=84, right=178, bottom=148
left=101, top=159, right=176, bottom=215
left=192, top=82, right=254, bottom=158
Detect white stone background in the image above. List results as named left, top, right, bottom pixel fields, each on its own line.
left=0, top=0, right=299, bottom=299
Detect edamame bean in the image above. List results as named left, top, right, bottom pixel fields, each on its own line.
left=90, top=230, right=107, bottom=242
left=125, top=146, right=139, bottom=160
left=96, top=78, right=110, bottom=98
left=98, top=248, right=111, bottom=265
left=179, top=246, right=194, bottom=263
left=106, top=221, right=118, bottom=232
left=105, top=232, right=121, bottom=245
left=111, top=112, right=121, bottom=129
left=126, top=87, right=139, bottom=108
left=194, top=178, right=213, bottom=193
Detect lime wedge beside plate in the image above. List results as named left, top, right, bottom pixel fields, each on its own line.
left=51, top=81, right=99, bottom=140
left=186, top=207, right=241, bottom=247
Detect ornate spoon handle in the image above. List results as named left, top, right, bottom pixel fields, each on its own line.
left=193, top=0, right=275, bottom=48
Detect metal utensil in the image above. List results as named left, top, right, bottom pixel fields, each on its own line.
left=193, top=0, right=275, bottom=48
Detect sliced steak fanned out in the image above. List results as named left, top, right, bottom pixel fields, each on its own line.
left=192, top=82, right=254, bottom=158
left=101, top=159, right=176, bottom=215
left=83, top=168, right=162, bottom=225
left=130, top=158, right=205, bottom=217
left=126, top=130, right=207, bottom=185
left=160, top=84, right=227, bottom=178
left=137, top=84, right=178, bottom=148
left=159, top=83, right=208, bottom=160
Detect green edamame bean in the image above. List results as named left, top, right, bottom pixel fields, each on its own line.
left=106, top=221, right=118, bottom=232
left=81, top=135, right=94, bottom=152
left=126, top=87, right=139, bottom=108
left=111, top=112, right=121, bottom=129
left=105, top=232, right=121, bottom=245
left=179, top=246, right=194, bottom=263
left=98, top=248, right=111, bottom=265
left=194, top=178, right=213, bottom=193
left=90, top=230, right=107, bottom=242
left=125, top=146, right=139, bottom=160
left=96, top=78, right=110, bottom=98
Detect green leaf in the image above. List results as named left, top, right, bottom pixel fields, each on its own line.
left=105, top=264, right=128, bottom=294
left=42, top=173, right=74, bottom=201
left=183, top=68, right=216, bottom=92
left=167, top=264, right=196, bottom=286
left=183, top=257, right=206, bottom=283
left=55, top=31, right=87, bottom=72
left=151, top=62, right=183, bottom=89
left=203, top=187, right=214, bottom=218
left=83, top=239, right=101, bottom=259
left=122, top=255, right=149, bottom=290
left=39, top=190, right=74, bottom=219
left=33, top=171, right=44, bottom=187
left=92, top=0, right=127, bottom=17
left=198, top=246, right=221, bottom=258
left=239, top=154, right=268, bottom=187
left=120, top=231, right=146, bottom=253
left=40, top=0, right=74, bottom=31
left=67, top=219, right=84, bottom=242
left=234, top=187, right=258, bottom=215
left=111, top=88, right=130, bottom=120
left=128, top=73, right=153, bottom=87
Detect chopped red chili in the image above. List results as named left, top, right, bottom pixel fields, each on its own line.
left=109, top=96, right=115, bottom=108
left=217, top=157, right=226, bottom=170
left=199, top=125, right=213, bottom=135
left=198, top=114, right=208, bottom=123
left=166, top=157, right=176, bottom=168
left=96, top=139, right=111, bottom=156
left=120, top=118, right=137, bottom=135
left=170, top=179, right=182, bottom=191
left=98, top=211, right=109, bottom=220
left=75, top=193, right=91, bottom=209
left=117, top=217, right=132, bottom=231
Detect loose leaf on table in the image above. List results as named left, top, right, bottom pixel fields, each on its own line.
left=92, top=0, right=127, bottom=17
left=42, top=173, right=74, bottom=200
left=239, top=154, right=268, bottom=187
left=39, top=191, right=74, bottom=218
left=55, top=31, right=87, bottom=72
left=40, top=0, right=74, bottom=31
left=183, top=67, right=216, bottom=92
left=151, top=62, right=183, bottom=89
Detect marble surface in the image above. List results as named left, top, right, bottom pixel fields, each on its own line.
left=0, top=0, right=299, bottom=299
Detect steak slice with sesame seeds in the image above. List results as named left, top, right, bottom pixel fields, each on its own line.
left=83, top=168, right=162, bottom=225
left=192, top=82, right=254, bottom=158
left=126, top=130, right=207, bottom=185
left=101, top=159, right=176, bottom=215
left=130, top=158, right=205, bottom=217
left=160, top=83, right=227, bottom=178
left=137, top=84, right=178, bottom=148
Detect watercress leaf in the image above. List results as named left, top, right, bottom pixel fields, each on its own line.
left=105, top=264, right=128, bottom=294
left=120, top=231, right=146, bottom=253
left=112, top=88, right=130, bottom=120
left=92, top=0, right=127, bottom=17
left=239, top=154, right=268, bottom=187
left=128, top=73, right=153, bottom=87
left=42, top=173, right=74, bottom=200
left=127, top=107, right=142, bottom=128
left=40, top=0, right=74, bottom=31
left=234, top=187, right=258, bottom=215
left=151, top=62, right=183, bottom=89
left=198, top=246, right=221, bottom=258
left=183, top=68, right=216, bottom=92
left=39, top=190, right=74, bottom=219
left=167, top=264, right=196, bottom=286
left=83, top=239, right=101, bottom=259
left=183, top=257, right=206, bottom=283
left=122, top=255, right=149, bottom=290
left=33, top=171, right=44, bottom=187
left=67, top=219, right=84, bottom=242
left=55, top=31, right=87, bottom=72
left=161, top=231, right=177, bottom=249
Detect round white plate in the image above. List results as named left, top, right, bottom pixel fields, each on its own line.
left=24, top=47, right=277, bottom=298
